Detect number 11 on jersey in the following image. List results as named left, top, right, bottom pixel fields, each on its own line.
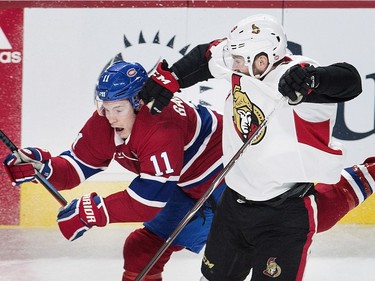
left=150, top=152, right=174, bottom=176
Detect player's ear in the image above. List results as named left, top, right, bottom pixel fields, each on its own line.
left=257, top=54, right=269, bottom=72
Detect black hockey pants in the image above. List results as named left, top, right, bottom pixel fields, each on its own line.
left=201, top=185, right=316, bottom=281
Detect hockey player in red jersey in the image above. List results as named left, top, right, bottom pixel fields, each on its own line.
left=138, top=14, right=370, bottom=281
left=2, top=60, right=225, bottom=281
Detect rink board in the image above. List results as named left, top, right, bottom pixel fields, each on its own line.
left=18, top=182, right=375, bottom=227
left=1, top=2, right=375, bottom=226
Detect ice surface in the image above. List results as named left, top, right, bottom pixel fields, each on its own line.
left=0, top=224, right=374, bottom=281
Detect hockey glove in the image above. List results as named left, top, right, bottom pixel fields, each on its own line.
left=139, top=59, right=180, bottom=115
left=57, top=192, right=109, bottom=241
left=3, top=147, right=52, bottom=186
left=278, top=63, right=320, bottom=105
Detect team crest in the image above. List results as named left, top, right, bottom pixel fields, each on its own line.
left=232, top=75, right=266, bottom=144
left=252, top=24, right=260, bottom=34
left=126, top=68, right=137, bottom=77
left=263, top=257, right=282, bottom=278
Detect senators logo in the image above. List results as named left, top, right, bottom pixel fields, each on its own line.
left=263, top=257, right=282, bottom=278
left=232, top=75, right=265, bottom=144
left=251, top=23, right=260, bottom=34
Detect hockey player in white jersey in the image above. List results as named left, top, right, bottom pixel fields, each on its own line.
left=139, top=14, right=365, bottom=281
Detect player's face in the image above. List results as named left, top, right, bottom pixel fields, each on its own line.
left=231, top=55, right=250, bottom=75
left=102, top=99, right=136, bottom=139
left=231, top=54, right=268, bottom=77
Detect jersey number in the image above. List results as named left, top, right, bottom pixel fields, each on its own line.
left=150, top=152, right=174, bottom=176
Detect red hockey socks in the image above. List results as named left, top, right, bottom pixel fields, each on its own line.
left=122, top=228, right=183, bottom=281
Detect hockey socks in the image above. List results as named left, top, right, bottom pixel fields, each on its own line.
left=123, top=228, right=183, bottom=281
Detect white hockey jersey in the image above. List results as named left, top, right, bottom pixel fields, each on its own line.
left=209, top=40, right=345, bottom=201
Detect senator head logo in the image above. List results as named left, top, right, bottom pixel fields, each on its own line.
left=232, top=82, right=266, bottom=144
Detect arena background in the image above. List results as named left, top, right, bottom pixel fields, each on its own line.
left=1, top=1, right=375, bottom=227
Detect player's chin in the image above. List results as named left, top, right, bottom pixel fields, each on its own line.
left=116, top=128, right=128, bottom=139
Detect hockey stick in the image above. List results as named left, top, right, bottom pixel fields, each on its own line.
left=135, top=97, right=286, bottom=281
left=0, top=129, right=68, bottom=206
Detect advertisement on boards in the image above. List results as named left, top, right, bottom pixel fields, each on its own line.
left=0, top=9, right=23, bottom=225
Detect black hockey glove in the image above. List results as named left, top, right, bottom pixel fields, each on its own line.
left=139, top=59, right=180, bottom=115
left=278, top=63, right=320, bottom=105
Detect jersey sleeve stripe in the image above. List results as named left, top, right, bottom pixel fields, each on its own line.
left=182, top=105, right=218, bottom=173
left=140, top=172, right=180, bottom=183
left=184, top=103, right=202, bottom=151
left=342, top=168, right=366, bottom=203
left=60, top=150, right=105, bottom=182
left=129, top=175, right=179, bottom=203
left=126, top=186, right=168, bottom=208
left=179, top=158, right=223, bottom=187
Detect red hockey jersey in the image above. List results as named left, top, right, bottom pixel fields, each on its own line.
left=47, top=97, right=223, bottom=222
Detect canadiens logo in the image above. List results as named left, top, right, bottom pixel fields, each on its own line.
left=263, top=257, right=282, bottom=278
left=127, top=68, right=137, bottom=77
left=232, top=75, right=265, bottom=144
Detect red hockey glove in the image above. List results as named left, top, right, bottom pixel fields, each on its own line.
left=278, top=63, right=320, bottom=105
left=139, top=59, right=180, bottom=115
left=2, top=147, right=52, bottom=186
left=57, top=192, right=109, bottom=241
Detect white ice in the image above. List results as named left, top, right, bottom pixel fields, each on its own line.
left=0, top=224, right=373, bottom=281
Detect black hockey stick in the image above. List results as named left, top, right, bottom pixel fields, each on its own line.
left=135, top=97, right=286, bottom=281
left=0, top=129, right=67, bottom=206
